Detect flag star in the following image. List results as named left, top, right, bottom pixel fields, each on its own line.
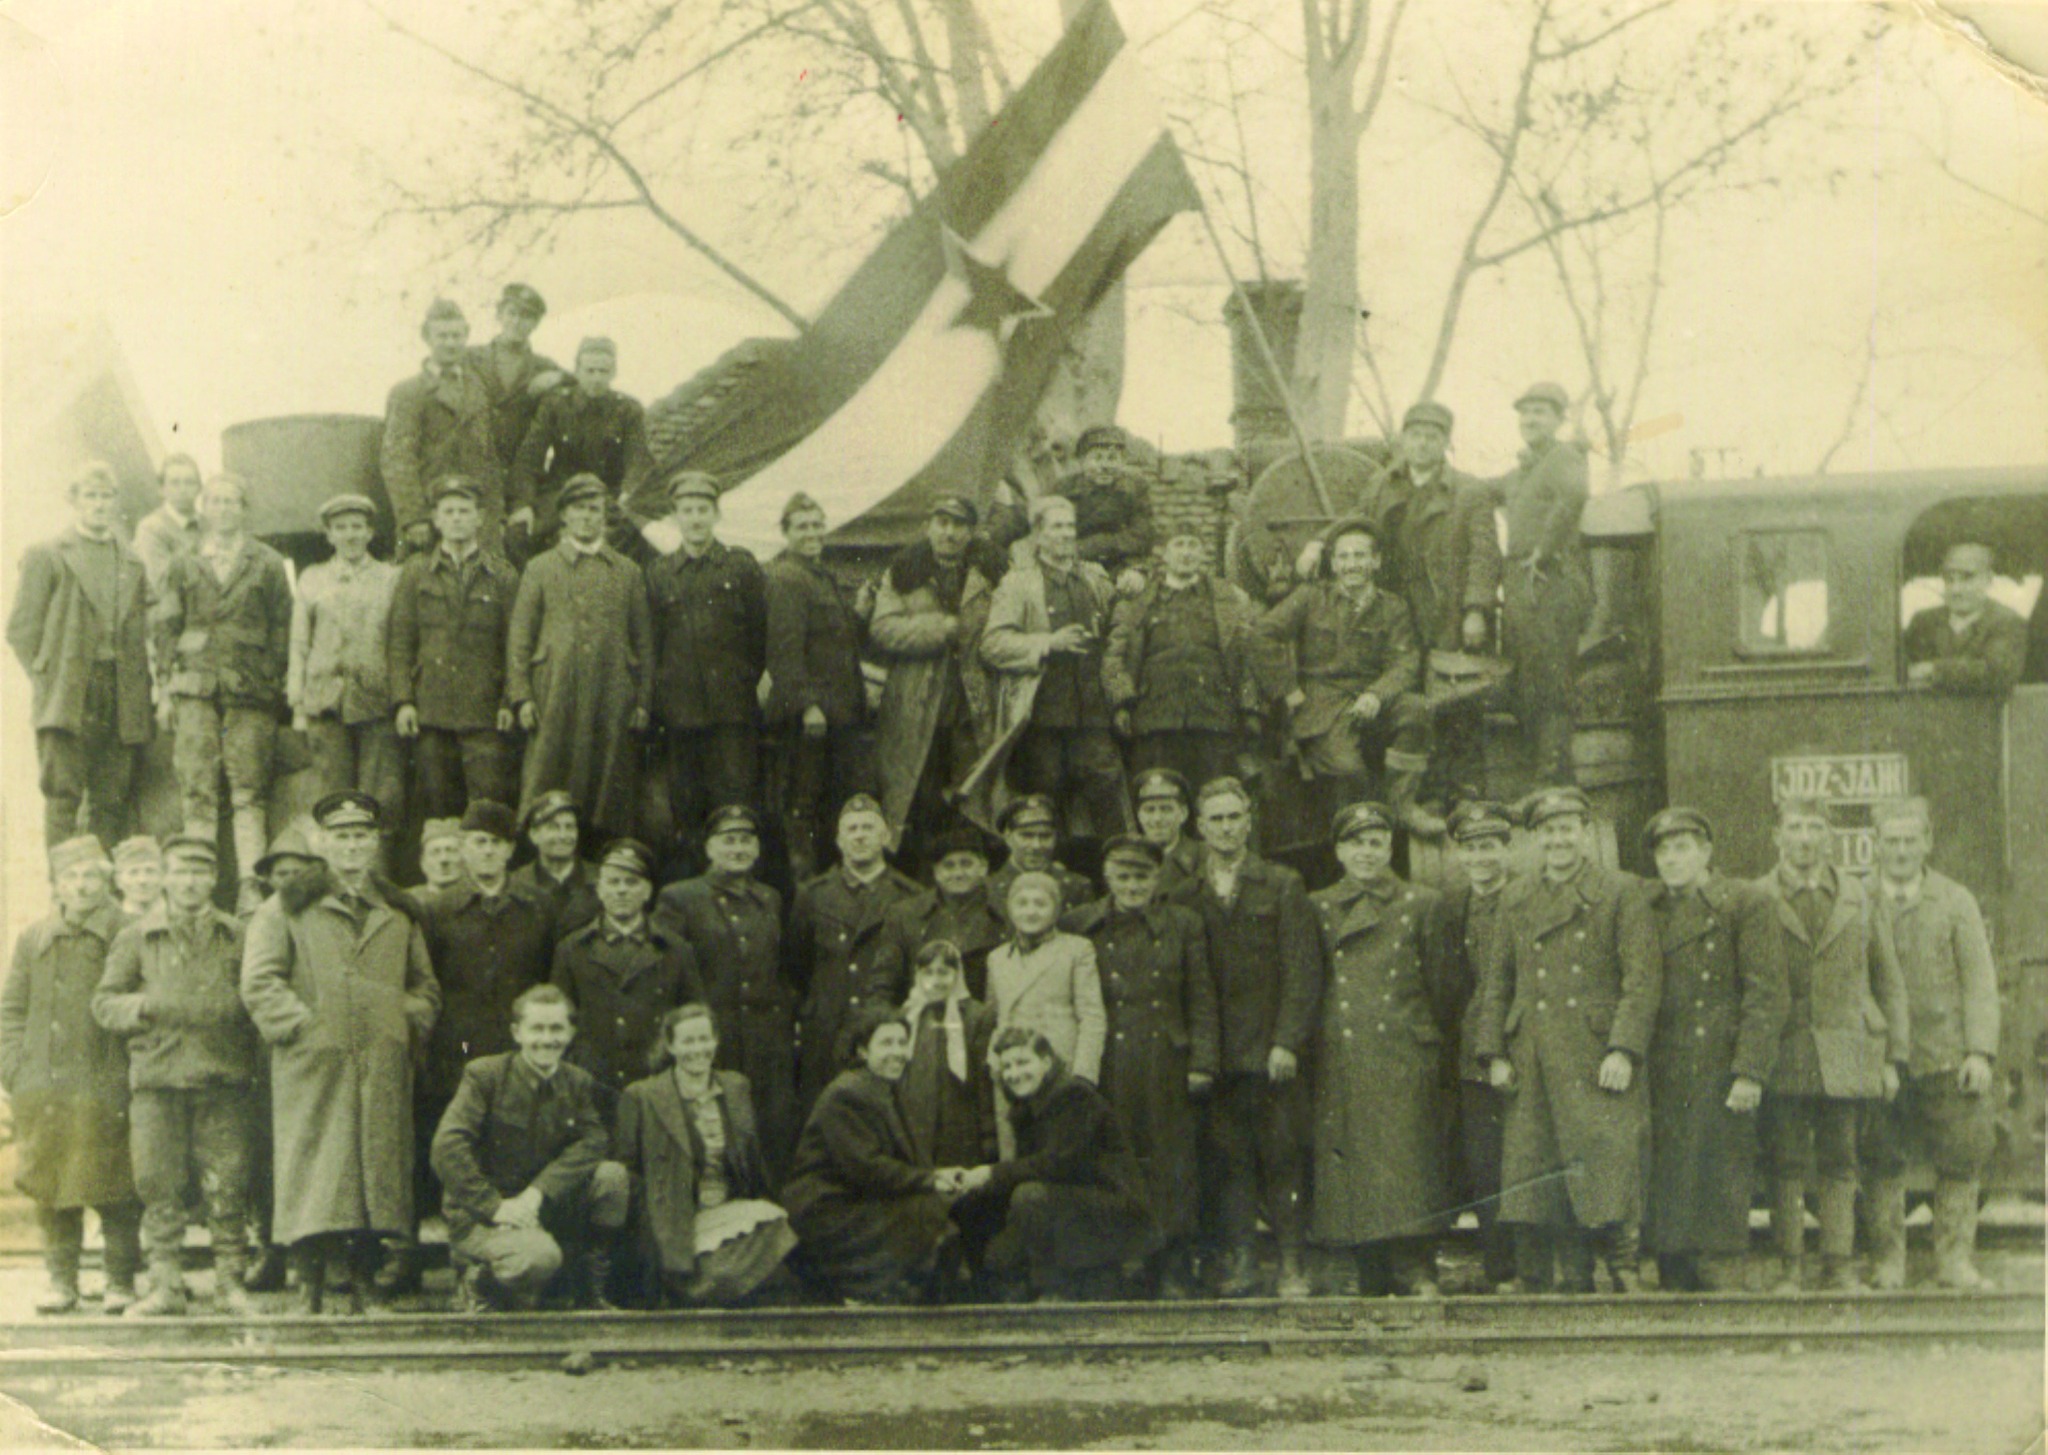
left=939, top=225, right=1053, bottom=342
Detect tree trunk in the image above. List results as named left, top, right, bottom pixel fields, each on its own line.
left=1294, top=93, right=1361, bottom=442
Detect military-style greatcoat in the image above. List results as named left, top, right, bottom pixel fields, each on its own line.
left=1440, top=877, right=1517, bottom=1083
left=787, top=865, right=927, bottom=1114
left=654, top=873, right=799, bottom=1181
left=1474, top=860, right=1660, bottom=1229
left=645, top=541, right=768, bottom=731
left=418, top=881, right=556, bottom=1106
left=1, top=906, right=135, bottom=1208
left=1752, top=864, right=1907, bottom=1100
left=509, top=859, right=603, bottom=950
left=549, top=918, right=704, bottom=1111
left=1063, top=897, right=1218, bottom=1240
left=1309, top=872, right=1454, bottom=1246
left=1641, top=875, right=1789, bottom=1256
left=764, top=551, right=868, bottom=728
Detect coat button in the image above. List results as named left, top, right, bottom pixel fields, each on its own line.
left=1536, top=1000, right=1547, bottom=1011
left=1696, top=1027, right=1707, bottom=1038
left=1566, top=997, right=1577, bottom=1007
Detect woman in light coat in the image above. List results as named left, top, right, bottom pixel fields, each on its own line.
left=983, top=872, right=1106, bottom=1158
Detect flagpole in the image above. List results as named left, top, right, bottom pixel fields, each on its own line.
left=1186, top=192, right=1338, bottom=520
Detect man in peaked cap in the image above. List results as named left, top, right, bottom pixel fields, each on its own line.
left=1498, top=381, right=1591, bottom=788
left=469, top=282, right=565, bottom=481
left=510, top=336, right=657, bottom=569
left=508, top=790, right=602, bottom=947
left=1054, top=423, right=1156, bottom=583
left=383, top=299, right=504, bottom=558
left=1133, top=768, right=1203, bottom=895
left=987, top=794, right=1095, bottom=929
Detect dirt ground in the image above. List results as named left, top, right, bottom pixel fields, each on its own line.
left=0, top=1339, right=2040, bottom=1453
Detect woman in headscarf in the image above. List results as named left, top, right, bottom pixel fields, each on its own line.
left=898, top=940, right=998, bottom=1171
left=983, top=872, right=1106, bottom=1158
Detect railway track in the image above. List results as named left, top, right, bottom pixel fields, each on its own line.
left=0, top=1290, right=2035, bottom=1369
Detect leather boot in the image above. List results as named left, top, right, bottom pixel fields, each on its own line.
left=1862, top=1176, right=1908, bottom=1290
left=244, top=1243, right=289, bottom=1293
left=1557, top=1228, right=1597, bottom=1294
left=1515, top=1226, right=1557, bottom=1294
left=580, top=1247, right=621, bottom=1311
left=127, top=1254, right=187, bottom=1317
left=1814, top=1180, right=1864, bottom=1292
left=212, top=1246, right=260, bottom=1317
left=293, top=1242, right=327, bottom=1316
left=1769, top=1178, right=1806, bottom=1293
left=1932, top=1178, right=1990, bottom=1291
left=1602, top=1223, right=1643, bottom=1294
left=373, top=1239, right=423, bottom=1299
left=1386, top=762, right=1447, bottom=839
left=1153, top=1245, right=1198, bottom=1301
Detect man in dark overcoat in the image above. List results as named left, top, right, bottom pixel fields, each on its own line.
left=8, top=462, right=153, bottom=850
left=549, top=838, right=702, bottom=1122
left=1752, top=797, right=1907, bottom=1293
left=1638, top=808, right=1788, bottom=1292
left=1, top=837, right=143, bottom=1314
left=389, top=478, right=521, bottom=820
left=878, top=827, right=1011, bottom=1002
left=1862, top=796, right=2001, bottom=1290
left=1496, top=382, right=1590, bottom=787
left=644, top=474, right=768, bottom=874
left=787, top=796, right=927, bottom=1118
left=1476, top=787, right=1659, bottom=1294
left=1065, top=836, right=1217, bottom=1297
left=1166, top=777, right=1322, bottom=1300
left=1103, top=523, right=1262, bottom=795
left=509, top=337, right=657, bottom=566
left=382, top=298, right=504, bottom=557
left=507, top=474, right=654, bottom=843
left=466, top=283, right=564, bottom=480
left=653, top=806, right=801, bottom=1183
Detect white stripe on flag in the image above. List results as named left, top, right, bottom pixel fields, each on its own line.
left=714, top=46, right=1166, bottom=558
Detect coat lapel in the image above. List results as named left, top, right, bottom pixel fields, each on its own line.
left=1327, top=879, right=1389, bottom=947
left=1813, top=874, right=1861, bottom=956
left=647, top=1073, right=698, bottom=1158
left=56, top=535, right=120, bottom=629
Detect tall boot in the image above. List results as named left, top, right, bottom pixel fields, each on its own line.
left=1862, top=1176, right=1908, bottom=1290
left=1814, top=1179, right=1864, bottom=1292
left=373, top=1237, right=423, bottom=1299
left=1515, top=1226, right=1557, bottom=1294
left=292, top=1241, right=327, bottom=1316
left=1932, top=1178, right=1990, bottom=1291
left=34, top=1207, right=82, bottom=1315
left=579, top=1246, right=621, bottom=1311
left=1769, top=1178, right=1806, bottom=1293
left=127, top=1252, right=188, bottom=1317
left=1385, top=757, right=1446, bottom=838
left=1601, top=1222, right=1642, bottom=1294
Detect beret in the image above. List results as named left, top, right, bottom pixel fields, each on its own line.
left=1447, top=800, right=1515, bottom=843
left=1643, top=806, right=1713, bottom=848
left=523, top=790, right=580, bottom=831
left=1133, top=768, right=1192, bottom=805
left=597, top=837, right=656, bottom=882
left=997, top=795, right=1058, bottom=833
left=460, top=799, right=519, bottom=842
left=1332, top=802, right=1395, bottom=840
left=705, top=804, right=761, bottom=838
left=556, top=473, right=609, bottom=510
left=112, top=836, right=163, bottom=870
left=159, top=834, right=216, bottom=865
left=1515, top=381, right=1570, bottom=413
left=1402, top=400, right=1454, bottom=434
left=1101, top=834, right=1165, bottom=867
left=1524, top=786, right=1594, bottom=828
left=49, top=836, right=111, bottom=877
left=318, top=493, right=377, bottom=525
left=313, top=791, right=381, bottom=830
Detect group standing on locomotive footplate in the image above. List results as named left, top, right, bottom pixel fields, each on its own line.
left=3, top=286, right=2023, bottom=1319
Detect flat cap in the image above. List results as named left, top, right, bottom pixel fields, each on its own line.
left=928, top=494, right=978, bottom=526
left=705, top=804, right=761, bottom=838
left=318, top=493, right=377, bottom=525
left=597, top=837, right=656, bottom=882
left=422, top=298, right=467, bottom=329
left=837, top=793, right=887, bottom=825
left=556, top=473, right=609, bottom=510
left=1133, top=768, right=1192, bottom=805
left=523, top=790, right=580, bottom=831
left=160, top=833, right=217, bottom=865
left=460, top=799, right=518, bottom=842
left=1447, top=800, right=1515, bottom=843
left=928, top=826, right=993, bottom=863
left=1101, top=834, right=1165, bottom=868
left=254, top=822, right=318, bottom=876
left=1332, top=802, right=1395, bottom=840
left=112, top=836, right=163, bottom=871
left=1515, top=381, right=1570, bottom=413
left=1402, top=400, right=1454, bottom=434
left=575, top=335, right=616, bottom=361
left=313, top=790, right=382, bottom=830
left=1643, top=806, right=1713, bottom=848
left=499, top=282, right=546, bottom=317
left=49, top=835, right=111, bottom=878
left=666, top=471, right=721, bottom=504
left=419, top=817, right=463, bottom=847
left=1524, top=786, right=1593, bottom=828
left=997, top=795, right=1058, bottom=834
left=1075, top=424, right=1128, bottom=454
left=432, top=475, right=482, bottom=505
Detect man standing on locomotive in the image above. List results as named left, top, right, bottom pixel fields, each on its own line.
left=382, top=299, right=504, bottom=558
left=1476, top=787, right=1659, bottom=1294
left=1498, top=382, right=1591, bottom=788
left=1861, top=797, right=2001, bottom=1290
left=467, top=283, right=564, bottom=487
left=1903, top=540, right=2029, bottom=697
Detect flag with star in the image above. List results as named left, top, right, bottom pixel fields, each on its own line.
left=644, top=0, right=1199, bottom=558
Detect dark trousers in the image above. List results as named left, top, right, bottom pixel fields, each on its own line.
left=664, top=724, right=760, bottom=869
left=1011, top=725, right=1129, bottom=839
left=1759, top=1092, right=1860, bottom=1181
left=1133, top=731, right=1241, bottom=798
left=131, top=1084, right=254, bottom=1261
left=1860, top=1074, right=1996, bottom=1181
left=778, top=725, right=876, bottom=880
left=449, top=1162, right=631, bottom=1302
left=305, top=715, right=407, bottom=863
left=1201, top=1072, right=1308, bottom=1256
left=37, top=662, right=139, bottom=848
left=1458, top=1079, right=1516, bottom=1286
left=901, top=713, right=981, bottom=870
left=1502, top=563, right=1590, bottom=787
left=415, top=727, right=516, bottom=820
left=36, top=1201, right=142, bottom=1289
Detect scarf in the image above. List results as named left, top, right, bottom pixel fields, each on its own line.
left=903, top=984, right=970, bottom=1082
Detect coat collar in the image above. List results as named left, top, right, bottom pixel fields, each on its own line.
left=1320, top=871, right=1402, bottom=942
left=1647, top=874, right=1734, bottom=950
left=644, top=1067, right=731, bottom=1158
left=1764, top=861, right=1858, bottom=951
left=991, top=931, right=1075, bottom=1011
left=55, top=529, right=135, bottom=625
left=1521, top=858, right=1604, bottom=938
left=138, top=902, right=239, bottom=941
left=53, top=902, right=127, bottom=945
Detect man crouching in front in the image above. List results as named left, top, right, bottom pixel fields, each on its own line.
left=431, top=984, right=629, bottom=1312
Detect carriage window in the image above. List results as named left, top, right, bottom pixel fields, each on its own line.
left=1737, top=531, right=1830, bottom=654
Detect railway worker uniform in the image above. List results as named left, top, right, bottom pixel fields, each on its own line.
left=654, top=806, right=802, bottom=1185
left=1132, top=768, right=1205, bottom=898
left=788, top=801, right=929, bottom=1118
left=388, top=479, right=523, bottom=823
left=509, top=337, right=658, bottom=568
left=432, top=1045, right=629, bottom=1313
left=1752, top=836, right=1907, bottom=1292
left=1250, top=516, right=1438, bottom=836
left=549, top=839, right=704, bottom=1123
left=1497, top=382, right=1592, bottom=788
left=645, top=474, right=769, bottom=876
left=1102, top=534, right=1263, bottom=798
left=878, top=827, right=1010, bottom=1002
left=7, top=474, right=154, bottom=851
left=1861, top=800, right=2001, bottom=1290
left=93, top=835, right=261, bottom=1317
left=289, top=495, right=406, bottom=867
left=507, top=474, right=656, bottom=845
left=238, top=792, right=441, bottom=1314
left=1308, top=804, right=1455, bottom=1297
left=382, top=302, right=505, bottom=556
left=985, top=797, right=1098, bottom=938
left=1063, top=837, right=1217, bottom=1297
left=508, top=790, right=604, bottom=947
left=0, top=838, right=143, bottom=1316
left=1435, top=801, right=1521, bottom=1292
left=1637, top=809, right=1789, bottom=1293
left=1474, top=787, right=1660, bottom=1294
left=467, top=284, right=564, bottom=483
left=155, top=513, right=295, bottom=911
